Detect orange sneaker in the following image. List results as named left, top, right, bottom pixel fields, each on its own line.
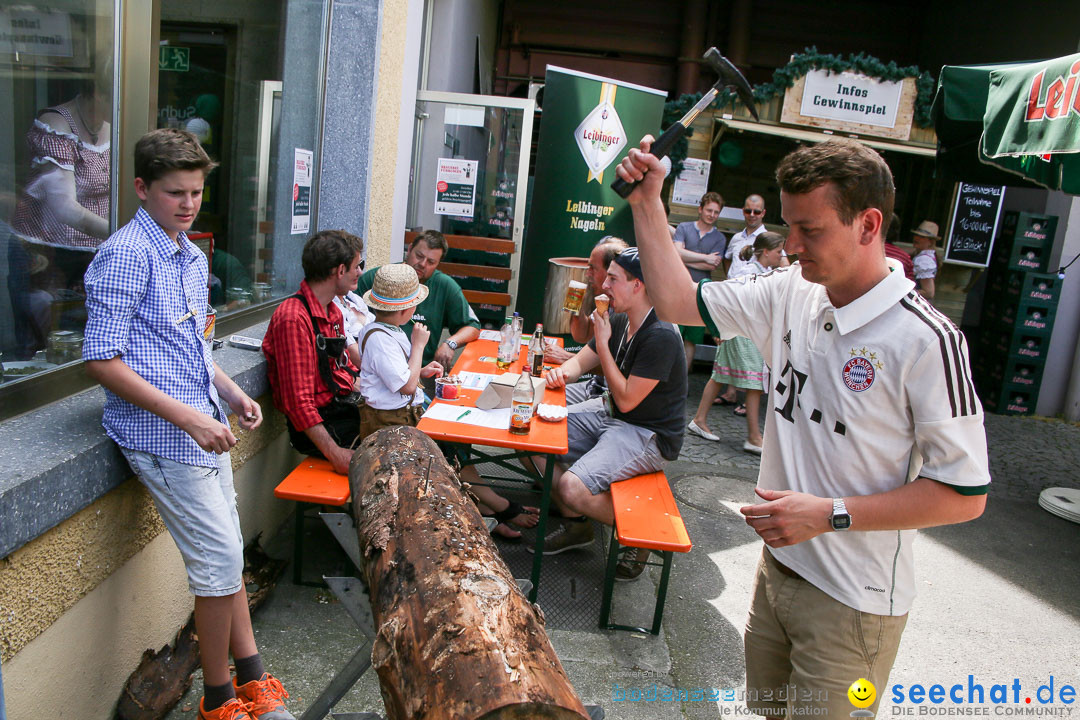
left=198, top=697, right=254, bottom=720
left=234, top=673, right=294, bottom=720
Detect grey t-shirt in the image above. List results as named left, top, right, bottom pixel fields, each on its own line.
left=588, top=311, right=687, bottom=460
left=674, top=221, right=728, bottom=283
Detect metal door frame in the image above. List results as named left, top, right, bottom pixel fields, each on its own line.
left=412, top=90, right=535, bottom=306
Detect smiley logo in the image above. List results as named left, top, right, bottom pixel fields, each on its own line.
left=848, top=677, right=876, bottom=709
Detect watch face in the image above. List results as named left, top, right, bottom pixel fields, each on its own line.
left=832, top=514, right=851, bottom=530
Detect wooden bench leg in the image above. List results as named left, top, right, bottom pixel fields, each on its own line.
left=598, top=525, right=621, bottom=630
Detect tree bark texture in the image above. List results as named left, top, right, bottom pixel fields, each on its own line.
left=350, top=425, right=588, bottom=720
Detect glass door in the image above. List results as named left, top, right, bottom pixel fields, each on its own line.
left=408, top=91, right=534, bottom=326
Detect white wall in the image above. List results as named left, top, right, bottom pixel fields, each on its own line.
left=1042, top=194, right=1080, bottom=419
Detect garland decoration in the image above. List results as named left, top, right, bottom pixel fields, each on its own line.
left=662, top=47, right=937, bottom=176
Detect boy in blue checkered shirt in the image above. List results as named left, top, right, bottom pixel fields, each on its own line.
left=83, top=129, right=292, bottom=720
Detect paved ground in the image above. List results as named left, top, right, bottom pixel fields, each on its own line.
left=164, top=371, right=1080, bottom=719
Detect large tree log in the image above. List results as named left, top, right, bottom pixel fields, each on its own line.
left=350, top=426, right=588, bottom=720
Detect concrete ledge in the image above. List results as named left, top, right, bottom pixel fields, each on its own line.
left=0, top=321, right=272, bottom=559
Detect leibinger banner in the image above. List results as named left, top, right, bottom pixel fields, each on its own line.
left=517, top=66, right=666, bottom=327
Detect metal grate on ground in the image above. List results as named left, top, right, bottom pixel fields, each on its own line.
left=470, top=450, right=608, bottom=632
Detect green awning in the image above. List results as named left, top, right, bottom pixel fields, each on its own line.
left=933, top=55, right=1080, bottom=193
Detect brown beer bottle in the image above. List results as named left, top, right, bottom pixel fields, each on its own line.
left=509, top=370, right=535, bottom=435
left=528, top=324, right=544, bottom=377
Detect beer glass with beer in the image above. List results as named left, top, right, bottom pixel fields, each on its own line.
left=563, top=280, right=587, bottom=314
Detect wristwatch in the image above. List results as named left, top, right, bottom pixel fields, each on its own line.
left=830, top=498, right=851, bottom=531
left=444, top=339, right=459, bottom=351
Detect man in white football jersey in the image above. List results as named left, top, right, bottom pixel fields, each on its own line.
left=616, top=136, right=989, bottom=719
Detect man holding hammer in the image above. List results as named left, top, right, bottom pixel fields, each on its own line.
left=615, top=135, right=989, bottom=718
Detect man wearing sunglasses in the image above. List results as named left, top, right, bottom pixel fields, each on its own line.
left=725, top=194, right=780, bottom=276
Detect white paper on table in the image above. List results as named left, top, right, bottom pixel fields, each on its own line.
left=456, top=371, right=494, bottom=390
left=422, top=402, right=512, bottom=429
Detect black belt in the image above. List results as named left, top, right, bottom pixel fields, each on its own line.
left=766, top=548, right=804, bottom=581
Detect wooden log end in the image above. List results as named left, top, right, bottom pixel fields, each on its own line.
left=115, top=615, right=199, bottom=720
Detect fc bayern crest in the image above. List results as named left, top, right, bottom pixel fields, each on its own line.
left=842, top=356, right=875, bottom=392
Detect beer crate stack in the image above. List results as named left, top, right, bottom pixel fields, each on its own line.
left=973, top=212, right=1059, bottom=415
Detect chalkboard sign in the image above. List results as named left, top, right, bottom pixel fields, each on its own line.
left=944, top=182, right=1006, bottom=267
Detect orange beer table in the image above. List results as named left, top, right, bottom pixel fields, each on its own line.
left=417, top=338, right=567, bottom=602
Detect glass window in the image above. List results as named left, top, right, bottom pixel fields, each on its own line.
left=156, top=3, right=287, bottom=313
left=1, top=1, right=115, bottom=382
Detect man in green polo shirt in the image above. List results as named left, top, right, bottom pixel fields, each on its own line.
left=356, top=229, right=480, bottom=367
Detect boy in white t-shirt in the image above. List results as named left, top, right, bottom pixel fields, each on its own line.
left=358, top=263, right=442, bottom=434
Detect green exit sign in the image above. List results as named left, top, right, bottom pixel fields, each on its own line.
left=159, top=46, right=190, bottom=72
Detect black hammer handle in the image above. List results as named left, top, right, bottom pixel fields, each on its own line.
left=610, top=85, right=720, bottom=199
left=610, top=123, right=684, bottom=199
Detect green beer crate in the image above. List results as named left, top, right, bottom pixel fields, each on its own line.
left=978, top=380, right=1038, bottom=416
left=998, top=211, right=1057, bottom=273
left=984, top=269, right=1062, bottom=308
left=976, top=326, right=1049, bottom=365
left=976, top=355, right=1044, bottom=390
left=994, top=301, right=1057, bottom=337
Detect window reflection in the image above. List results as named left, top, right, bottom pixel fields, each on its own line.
left=1, top=2, right=113, bottom=380
left=156, top=8, right=284, bottom=313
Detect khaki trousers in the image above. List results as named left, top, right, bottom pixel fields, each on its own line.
left=743, top=547, right=908, bottom=719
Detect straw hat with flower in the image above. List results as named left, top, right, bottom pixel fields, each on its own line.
left=363, top=263, right=429, bottom=312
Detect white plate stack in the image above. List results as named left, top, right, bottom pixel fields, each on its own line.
left=536, top=404, right=568, bottom=422
left=1038, top=487, right=1080, bottom=525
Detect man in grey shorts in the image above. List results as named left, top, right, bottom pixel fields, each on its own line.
left=536, top=247, right=687, bottom=580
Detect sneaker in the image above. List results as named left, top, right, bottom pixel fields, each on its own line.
left=234, top=674, right=294, bottom=720
left=199, top=698, right=254, bottom=720
left=687, top=420, right=719, bottom=441
left=528, top=519, right=594, bottom=555
left=615, top=548, right=651, bottom=581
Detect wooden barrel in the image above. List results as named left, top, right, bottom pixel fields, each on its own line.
left=542, top=257, right=589, bottom=335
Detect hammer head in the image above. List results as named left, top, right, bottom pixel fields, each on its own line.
left=703, top=47, right=759, bottom=121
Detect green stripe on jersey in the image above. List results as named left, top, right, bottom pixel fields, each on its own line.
left=696, top=279, right=722, bottom=338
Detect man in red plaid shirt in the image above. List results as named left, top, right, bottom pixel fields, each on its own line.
left=263, top=230, right=365, bottom=473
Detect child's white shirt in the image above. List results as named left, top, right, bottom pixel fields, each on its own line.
left=358, top=323, right=424, bottom=410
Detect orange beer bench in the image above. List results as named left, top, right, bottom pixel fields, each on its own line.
left=600, top=471, right=692, bottom=635
left=273, top=457, right=350, bottom=585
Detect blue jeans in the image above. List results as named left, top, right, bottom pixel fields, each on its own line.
left=122, top=449, right=244, bottom=596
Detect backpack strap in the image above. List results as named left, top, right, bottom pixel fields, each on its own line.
left=360, top=325, right=410, bottom=362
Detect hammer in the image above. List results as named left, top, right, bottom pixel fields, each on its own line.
left=611, top=47, right=758, bottom=199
